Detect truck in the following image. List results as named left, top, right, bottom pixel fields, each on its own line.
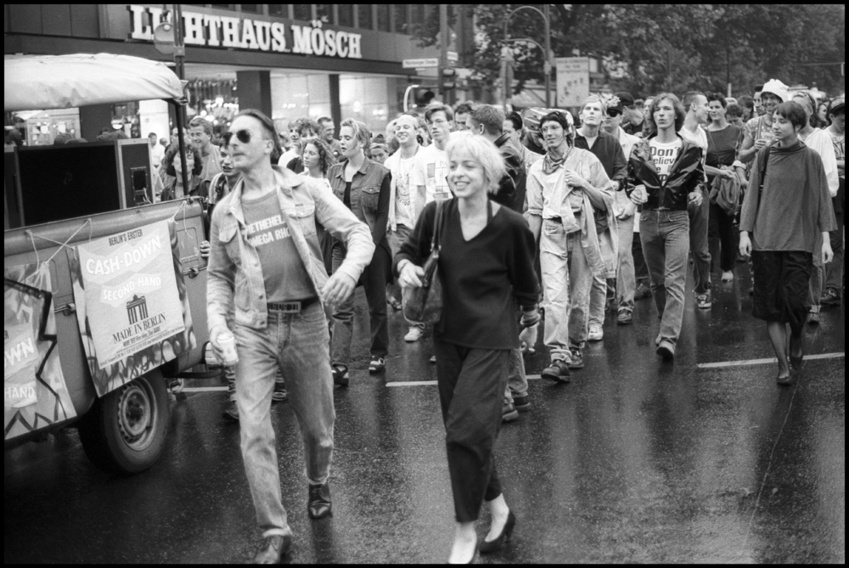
left=4, top=53, right=218, bottom=474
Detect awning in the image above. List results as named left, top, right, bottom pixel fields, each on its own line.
left=4, top=53, right=185, bottom=111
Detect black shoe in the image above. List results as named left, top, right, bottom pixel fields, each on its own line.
left=820, top=288, right=841, bottom=306
left=222, top=400, right=239, bottom=421
left=656, top=339, right=675, bottom=360
left=480, top=510, right=516, bottom=554
left=789, top=354, right=804, bottom=372
left=308, top=482, right=332, bottom=519
left=253, top=534, right=292, bottom=564
left=776, top=372, right=795, bottom=386
left=502, top=402, right=519, bottom=423
left=332, top=364, right=349, bottom=387
left=567, top=348, right=584, bottom=370
left=634, top=283, right=652, bottom=301
left=512, top=394, right=531, bottom=412
left=541, top=360, right=571, bottom=383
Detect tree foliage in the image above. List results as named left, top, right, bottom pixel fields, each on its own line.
left=413, top=4, right=846, bottom=100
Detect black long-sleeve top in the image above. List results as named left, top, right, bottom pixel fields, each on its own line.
left=575, top=130, right=628, bottom=187
left=394, top=199, right=539, bottom=350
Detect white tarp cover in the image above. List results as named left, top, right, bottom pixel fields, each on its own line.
left=4, top=53, right=184, bottom=111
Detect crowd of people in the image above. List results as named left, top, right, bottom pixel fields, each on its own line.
left=160, top=79, right=842, bottom=563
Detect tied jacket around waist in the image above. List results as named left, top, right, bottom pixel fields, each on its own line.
left=207, top=166, right=375, bottom=334
left=625, top=134, right=705, bottom=211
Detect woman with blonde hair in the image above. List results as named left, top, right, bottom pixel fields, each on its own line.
left=396, top=132, right=539, bottom=563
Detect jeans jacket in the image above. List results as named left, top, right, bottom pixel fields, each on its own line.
left=207, top=166, right=375, bottom=334
left=327, top=157, right=391, bottom=248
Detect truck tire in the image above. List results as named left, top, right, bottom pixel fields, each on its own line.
left=78, top=371, right=170, bottom=474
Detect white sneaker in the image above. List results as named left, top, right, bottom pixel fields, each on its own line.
left=587, top=325, right=604, bottom=342
left=404, top=326, right=423, bottom=342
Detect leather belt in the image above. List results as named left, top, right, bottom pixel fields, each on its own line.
left=267, top=297, right=319, bottom=313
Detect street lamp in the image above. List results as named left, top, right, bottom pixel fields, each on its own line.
left=502, top=4, right=553, bottom=109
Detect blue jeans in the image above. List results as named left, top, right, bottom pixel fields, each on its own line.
left=234, top=302, right=335, bottom=537
left=615, top=214, right=636, bottom=309
left=540, top=220, right=593, bottom=361
left=639, top=210, right=690, bottom=346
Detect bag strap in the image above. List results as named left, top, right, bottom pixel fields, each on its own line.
left=430, top=200, right=445, bottom=253
left=756, top=144, right=771, bottom=214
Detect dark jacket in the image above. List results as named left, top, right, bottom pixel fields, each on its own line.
left=491, top=133, right=526, bottom=214
left=625, top=134, right=705, bottom=211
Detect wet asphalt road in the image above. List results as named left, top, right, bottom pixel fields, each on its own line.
left=4, top=267, right=845, bottom=564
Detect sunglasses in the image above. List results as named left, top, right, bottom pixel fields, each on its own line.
left=229, top=129, right=254, bottom=144
left=606, top=108, right=622, bottom=118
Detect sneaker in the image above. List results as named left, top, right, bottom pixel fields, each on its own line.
left=587, top=325, right=603, bottom=342
left=807, top=308, right=820, bottom=325
left=696, top=293, right=712, bottom=309
left=332, top=364, right=349, bottom=387
left=368, top=356, right=386, bottom=373
left=541, top=359, right=571, bottom=383
left=567, top=347, right=584, bottom=369
left=656, top=339, right=675, bottom=360
left=272, top=383, right=288, bottom=404
left=634, top=282, right=652, bottom=301
left=721, top=271, right=734, bottom=283
left=167, top=378, right=184, bottom=394
left=404, top=326, right=423, bottom=342
left=222, top=400, right=239, bottom=421
left=820, top=288, right=841, bottom=306
left=502, top=402, right=520, bottom=423
left=512, top=393, right=531, bottom=411
left=617, top=307, right=633, bottom=325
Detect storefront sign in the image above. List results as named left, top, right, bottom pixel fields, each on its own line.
left=129, top=5, right=362, bottom=59
left=5, top=263, right=77, bottom=441
left=556, top=57, right=590, bottom=108
left=71, top=220, right=195, bottom=396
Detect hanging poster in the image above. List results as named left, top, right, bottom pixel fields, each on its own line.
left=4, top=263, right=77, bottom=441
left=556, top=57, right=590, bottom=108
left=71, top=219, right=196, bottom=397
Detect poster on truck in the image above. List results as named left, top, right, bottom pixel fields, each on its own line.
left=4, top=263, right=77, bottom=441
left=71, top=219, right=196, bottom=397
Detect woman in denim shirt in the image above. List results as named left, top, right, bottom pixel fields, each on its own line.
left=327, top=118, right=392, bottom=382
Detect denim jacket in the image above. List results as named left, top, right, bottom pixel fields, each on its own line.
left=207, top=166, right=375, bottom=334
left=327, top=157, right=391, bottom=247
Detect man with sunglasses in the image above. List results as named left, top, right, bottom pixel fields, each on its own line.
left=574, top=95, right=628, bottom=343
left=207, top=109, right=375, bottom=563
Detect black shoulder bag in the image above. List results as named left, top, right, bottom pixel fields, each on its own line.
left=402, top=201, right=446, bottom=324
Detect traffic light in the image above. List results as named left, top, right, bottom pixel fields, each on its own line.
left=413, top=88, right=436, bottom=107
left=441, top=67, right=457, bottom=91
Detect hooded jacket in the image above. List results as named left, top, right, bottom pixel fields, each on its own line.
left=625, top=134, right=705, bottom=211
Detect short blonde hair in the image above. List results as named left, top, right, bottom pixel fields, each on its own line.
left=340, top=118, right=371, bottom=154
left=445, top=132, right=507, bottom=195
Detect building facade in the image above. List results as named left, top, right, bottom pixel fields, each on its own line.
left=4, top=4, right=466, bottom=143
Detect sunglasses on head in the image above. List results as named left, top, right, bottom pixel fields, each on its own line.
left=606, top=108, right=622, bottom=118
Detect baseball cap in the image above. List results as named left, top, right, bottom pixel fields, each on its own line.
left=828, top=96, right=845, bottom=115
left=613, top=91, right=636, bottom=108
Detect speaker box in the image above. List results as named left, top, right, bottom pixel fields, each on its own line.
left=10, top=139, right=154, bottom=228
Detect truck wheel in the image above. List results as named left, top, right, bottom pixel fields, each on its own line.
left=78, top=371, right=170, bottom=474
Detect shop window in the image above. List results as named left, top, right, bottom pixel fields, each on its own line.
left=315, top=5, right=333, bottom=24
left=292, top=5, right=312, bottom=21
left=240, top=4, right=260, bottom=13
left=376, top=4, right=390, bottom=32
left=394, top=5, right=409, bottom=34
left=268, top=5, right=290, bottom=18
left=357, top=5, right=373, bottom=30
left=209, top=4, right=236, bottom=10
left=337, top=4, right=354, bottom=27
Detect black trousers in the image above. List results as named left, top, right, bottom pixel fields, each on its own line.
left=708, top=202, right=740, bottom=273
left=434, top=336, right=509, bottom=523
